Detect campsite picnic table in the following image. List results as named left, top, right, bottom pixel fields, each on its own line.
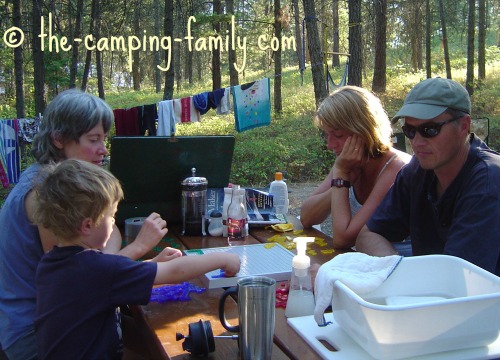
left=124, top=215, right=349, bottom=359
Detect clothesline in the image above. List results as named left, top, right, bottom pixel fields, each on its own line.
left=114, top=77, right=272, bottom=136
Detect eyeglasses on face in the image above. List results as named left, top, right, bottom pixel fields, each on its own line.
left=401, top=115, right=463, bottom=140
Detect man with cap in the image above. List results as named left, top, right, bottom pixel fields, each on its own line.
left=356, top=77, right=500, bottom=276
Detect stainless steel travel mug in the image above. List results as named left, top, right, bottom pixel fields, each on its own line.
left=219, top=276, right=276, bottom=360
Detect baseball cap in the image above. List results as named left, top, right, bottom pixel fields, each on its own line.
left=391, top=78, right=471, bottom=123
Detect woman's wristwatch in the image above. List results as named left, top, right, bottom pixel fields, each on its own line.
left=331, top=178, right=351, bottom=188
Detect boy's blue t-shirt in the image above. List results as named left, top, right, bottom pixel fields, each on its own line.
left=35, top=246, right=157, bottom=359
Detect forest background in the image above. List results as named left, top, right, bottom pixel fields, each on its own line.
left=0, top=0, right=499, bottom=192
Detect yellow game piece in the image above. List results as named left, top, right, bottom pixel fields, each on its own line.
left=264, top=243, right=277, bottom=249
left=270, top=223, right=294, bottom=232
left=320, top=249, right=336, bottom=255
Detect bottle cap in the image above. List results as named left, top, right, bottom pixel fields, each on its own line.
left=275, top=172, right=283, bottom=181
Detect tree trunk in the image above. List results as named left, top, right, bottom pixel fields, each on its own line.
left=348, top=0, right=362, bottom=86
left=409, top=2, right=423, bottom=72
left=477, top=0, right=486, bottom=81
left=372, top=0, right=386, bottom=93
left=212, top=0, right=222, bottom=91
left=132, top=0, right=141, bottom=91
left=437, top=0, right=451, bottom=79
left=81, top=0, right=97, bottom=91
left=292, top=0, right=304, bottom=71
left=425, top=0, right=432, bottom=78
left=227, top=0, right=239, bottom=86
left=174, top=0, right=183, bottom=92
left=93, top=0, right=104, bottom=99
left=175, top=41, right=182, bottom=92
left=332, top=0, right=340, bottom=67
left=465, top=0, right=475, bottom=95
left=302, top=0, right=327, bottom=106
left=13, top=0, right=24, bottom=118
left=274, top=0, right=282, bottom=113
left=32, top=0, right=46, bottom=114
left=69, top=0, right=83, bottom=89
left=154, top=0, right=162, bottom=92
left=163, top=0, right=174, bottom=100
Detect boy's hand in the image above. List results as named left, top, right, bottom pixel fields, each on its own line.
left=222, top=253, right=241, bottom=277
left=134, top=212, right=169, bottom=250
left=151, top=247, right=182, bottom=262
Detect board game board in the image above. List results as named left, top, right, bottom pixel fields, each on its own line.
left=184, top=243, right=294, bottom=288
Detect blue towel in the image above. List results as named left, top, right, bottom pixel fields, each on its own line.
left=232, top=78, right=271, bottom=132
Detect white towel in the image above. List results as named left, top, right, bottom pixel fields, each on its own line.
left=157, top=100, right=176, bottom=136
left=314, top=252, right=402, bottom=326
left=216, top=87, right=231, bottom=115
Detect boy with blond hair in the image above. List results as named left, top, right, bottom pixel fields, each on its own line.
left=32, top=159, right=240, bottom=359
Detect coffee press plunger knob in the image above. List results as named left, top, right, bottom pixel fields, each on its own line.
left=176, top=319, right=238, bottom=355
left=176, top=319, right=215, bottom=356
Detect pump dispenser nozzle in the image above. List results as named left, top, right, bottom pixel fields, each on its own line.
left=292, top=237, right=315, bottom=277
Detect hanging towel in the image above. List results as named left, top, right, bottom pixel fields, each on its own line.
left=314, top=252, right=402, bottom=326
left=217, top=87, right=231, bottom=115
left=232, top=78, right=271, bottom=132
left=0, top=119, right=21, bottom=184
left=173, top=97, right=200, bottom=123
left=18, top=117, right=41, bottom=143
left=193, top=92, right=209, bottom=115
left=113, top=108, right=140, bottom=136
left=138, top=104, right=158, bottom=136
left=0, top=160, right=9, bottom=189
left=0, top=154, right=9, bottom=188
left=157, top=100, right=177, bottom=136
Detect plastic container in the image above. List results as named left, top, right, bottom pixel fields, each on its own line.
left=269, top=172, right=289, bottom=215
left=285, top=237, right=315, bottom=318
left=208, top=211, right=223, bottom=237
left=331, top=255, right=500, bottom=360
left=124, top=217, right=146, bottom=244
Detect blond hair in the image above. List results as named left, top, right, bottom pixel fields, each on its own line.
left=314, top=86, right=393, bottom=157
left=32, top=159, right=124, bottom=239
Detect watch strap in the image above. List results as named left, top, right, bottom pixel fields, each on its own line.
left=331, top=178, right=351, bottom=188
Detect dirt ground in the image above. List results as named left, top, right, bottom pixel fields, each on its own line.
left=286, top=181, right=333, bottom=237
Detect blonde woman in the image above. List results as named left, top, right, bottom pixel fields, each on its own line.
left=300, top=86, right=411, bottom=249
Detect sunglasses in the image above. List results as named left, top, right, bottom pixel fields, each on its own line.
left=402, top=116, right=463, bottom=139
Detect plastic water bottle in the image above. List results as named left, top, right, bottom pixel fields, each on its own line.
left=269, top=172, right=289, bottom=214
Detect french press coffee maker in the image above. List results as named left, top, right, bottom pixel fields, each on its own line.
left=181, top=168, right=208, bottom=236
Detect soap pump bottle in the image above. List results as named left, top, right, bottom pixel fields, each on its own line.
left=285, top=237, right=316, bottom=318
